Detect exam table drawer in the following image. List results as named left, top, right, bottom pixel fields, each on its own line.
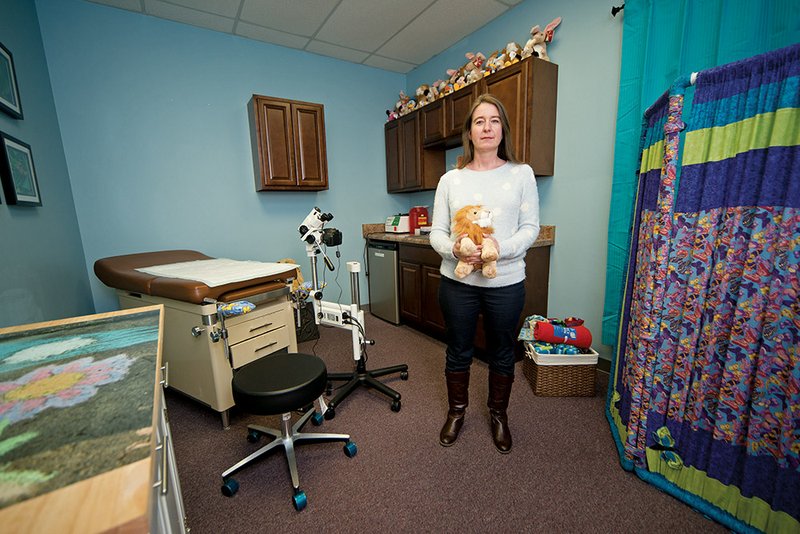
left=226, top=304, right=285, bottom=346
left=230, top=325, right=292, bottom=368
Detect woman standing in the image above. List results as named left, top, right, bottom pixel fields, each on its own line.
left=429, top=94, right=540, bottom=453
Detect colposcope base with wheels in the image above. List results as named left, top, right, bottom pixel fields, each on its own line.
left=325, top=357, right=409, bottom=419
left=303, top=237, right=408, bottom=420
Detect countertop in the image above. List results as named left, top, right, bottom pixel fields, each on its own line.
left=362, top=224, right=555, bottom=248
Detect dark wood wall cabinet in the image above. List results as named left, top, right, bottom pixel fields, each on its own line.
left=385, top=112, right=445, bottom=193
left=396, top=242, right=551, bottom=354
left=250, top=95, right=328, bottom=191
left=385, top=57, right=558, bottom=193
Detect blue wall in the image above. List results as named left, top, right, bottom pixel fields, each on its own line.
left=35, top=0, right=409, bottom=314
left=0, top=0, right=93, bottom=327
left=7, top=0, right=624, bottom=361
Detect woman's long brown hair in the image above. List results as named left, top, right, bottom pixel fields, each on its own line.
left=457, top=93, right=519, bottom=169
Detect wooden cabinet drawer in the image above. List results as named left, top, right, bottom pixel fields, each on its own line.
left=230, top=325, right=291, bottom=368
left=226, top=307, right=284, bottom=345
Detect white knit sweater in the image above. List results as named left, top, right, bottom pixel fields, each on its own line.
left=429, top=162, right=540, bottom=287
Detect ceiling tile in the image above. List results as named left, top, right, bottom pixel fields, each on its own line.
left=88, top=0, right=143, bottom=11
left=144, top=0, right=235, bottom=32
left=165, top=0, right=242, bottom=18
left=305, top=40, right=370, bottom=63
left=235, top=21, right=310, bottom=49
left=315, top=0, right=434, bottom=52
left=362, top=55, right=417, bottom=74
left=377, top=0, right=507, bottom=64
left=240, top=0, right=338, bottom=37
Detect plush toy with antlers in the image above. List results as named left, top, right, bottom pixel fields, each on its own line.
left=452, top=205, right=498, bottom=279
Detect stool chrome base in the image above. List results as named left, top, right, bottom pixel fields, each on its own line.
left=221, top=406, right=356, bottom=510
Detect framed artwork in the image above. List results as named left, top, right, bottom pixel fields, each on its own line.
left=0, top=132, right=41, bottom=206
left=0, top=42, right=23, bottom=119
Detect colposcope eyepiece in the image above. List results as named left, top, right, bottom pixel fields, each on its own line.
left=319, top=212, right=333, bottom=222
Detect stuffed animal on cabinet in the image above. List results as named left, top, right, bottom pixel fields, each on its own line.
left=446, top=66, right=467, bottom=92
left=463, top=52, right=486, bottom=84
left=415, top=83, right=435, bottom=106
left=452, top=205, right=498, bottom=279
left=522, top=17, right=562, bottom=61
left=503, top=42, right=522, bottom=66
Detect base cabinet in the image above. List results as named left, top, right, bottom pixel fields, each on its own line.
left=397, top=243, right=550, bottom=354
left=151, top=388, right=188, bottom=534
left=118, top=291, right=297, bottom=427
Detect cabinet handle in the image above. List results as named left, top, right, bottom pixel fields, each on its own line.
left=152, top=435, right=169, bottom=495
left=250, top=322, right=274, bottom=332
left=160, top=363, right=169, bottom=388
left=255, top=341, right=278, bottom=353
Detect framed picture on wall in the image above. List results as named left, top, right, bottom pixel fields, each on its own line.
left=0, top=132, right=41, bottom=206
left=0, top=42, right=23, bottom=119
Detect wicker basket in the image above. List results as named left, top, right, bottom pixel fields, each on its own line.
left=523, top=346, right=598, bottom=397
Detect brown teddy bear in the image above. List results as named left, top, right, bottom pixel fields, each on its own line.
left=452, top=205, right=498, bottom=279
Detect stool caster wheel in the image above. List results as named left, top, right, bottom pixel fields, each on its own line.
left=311, top=412, right=324, bottom=426
left=391, top=400, right=401, bottom=412
left=401, top=371, right=409, bottom=380
left=246, top=429, right=261, bottom=443
left=324, top=407, right=335, bottom=420
left=343, top=441, right=357, bottom=458
left=221, top=478, right=239, bottom=497
left=292, top=489, right=307, bottom=511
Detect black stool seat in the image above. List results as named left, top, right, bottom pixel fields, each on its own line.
left=221, top=352, right=356, bottom=511
left=233, top=353, right=327, bottom=415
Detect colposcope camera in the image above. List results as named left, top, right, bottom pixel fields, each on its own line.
left=298, top=207, right=342, bottom=247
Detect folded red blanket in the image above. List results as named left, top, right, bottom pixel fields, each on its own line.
left=533, top=321, right=592, bottom=349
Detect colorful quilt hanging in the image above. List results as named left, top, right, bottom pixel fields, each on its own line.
left=607, top=43, right=800, bottom=533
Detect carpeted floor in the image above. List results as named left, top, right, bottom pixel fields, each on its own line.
left=165, top=313, right=724, bottom=533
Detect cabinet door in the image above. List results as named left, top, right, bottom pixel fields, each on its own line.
left=293, top=103, right=328, bottom=189
left=421, top=99, right=445, bottom=145
left=399, top=260, right=421, bottom=322
left=421, top=265, right=445, bottom=334
left=385, top=121, right=402, bottom=192
left=481, top=61, right=529, bottom=162
left=400, top=114, right=421, bottom=190
left=445, top=84, right=478, bottom=139
left=254, top=98, right=296, bottom=189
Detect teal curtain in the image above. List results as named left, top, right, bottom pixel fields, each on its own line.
left=602, top=0, right=800, bottom=346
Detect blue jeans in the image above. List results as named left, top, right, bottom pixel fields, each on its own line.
left=438, top=276, right=525, bottom=376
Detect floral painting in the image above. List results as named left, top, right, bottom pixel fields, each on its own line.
left=0, top=309, right=161, bottom=508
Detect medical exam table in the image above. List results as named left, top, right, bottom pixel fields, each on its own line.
left=95, top=250, right=298, bottom=427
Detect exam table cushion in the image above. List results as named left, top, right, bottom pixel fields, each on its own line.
left=94, top=250, right=295, bottom=304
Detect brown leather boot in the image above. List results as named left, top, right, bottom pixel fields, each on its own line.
left=439, top=370, right=470, bottom=447
left=488, top=371, right=514, bottom=453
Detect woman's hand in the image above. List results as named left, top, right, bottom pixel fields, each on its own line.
left=453, top=234, right=484, bottom=265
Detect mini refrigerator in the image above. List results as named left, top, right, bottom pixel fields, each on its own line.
left=367, top=241, right=400, bottom=324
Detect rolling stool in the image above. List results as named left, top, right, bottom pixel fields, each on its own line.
left=220, top=352, right=357, bottom=510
